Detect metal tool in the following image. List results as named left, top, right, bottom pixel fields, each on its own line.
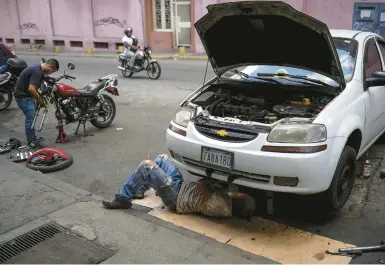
left=31, top=99, right=48, bottom=132
left=325, top=250, right=362, bottom=259
left=339, top=240, right=385, bottom=253
left=378, top=258, right=385, bottom=264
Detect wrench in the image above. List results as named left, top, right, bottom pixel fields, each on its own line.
left=325, top=250, right=362, bottom=259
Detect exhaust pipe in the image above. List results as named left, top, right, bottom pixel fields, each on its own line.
left=117, top=66, right=125, bottom=70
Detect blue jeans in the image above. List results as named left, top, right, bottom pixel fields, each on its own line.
left=16, top=98, right=35, bottom=143
left=119, top=161, right=183, bottom=210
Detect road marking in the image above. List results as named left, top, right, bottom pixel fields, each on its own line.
left=133, top=189, right=355, bottom=264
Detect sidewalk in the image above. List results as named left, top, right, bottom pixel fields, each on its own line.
left=0, top=158, right=275, bottom=264
left=13, top=48, right=208, bottom=61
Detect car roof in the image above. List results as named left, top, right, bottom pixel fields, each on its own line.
left=330, top=29, right=384, bottom=42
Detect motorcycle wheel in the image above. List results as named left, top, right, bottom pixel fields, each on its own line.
left=147, top=61, right=161, bottom=80
left=0, top=88, right=12, bottom=111
left=90, top=94, right=116, bottom=128
left=26, top=153, right=74, bottom=173
left=121, top=61, right=133, bottom=78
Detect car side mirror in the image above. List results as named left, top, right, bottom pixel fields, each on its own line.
left=67, top=63, right=75, bottom=70
left=366, top=71, right=385, bottom=88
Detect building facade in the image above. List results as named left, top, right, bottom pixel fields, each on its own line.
left=1, top=0, right=385, bottom=53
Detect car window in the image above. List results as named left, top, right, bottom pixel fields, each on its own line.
left=364, top=38, right=382, bottom=79
left=225, top=37, right=358, bottom=86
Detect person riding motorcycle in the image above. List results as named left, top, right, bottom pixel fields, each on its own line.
left=122, top=27, right=141, bottom=71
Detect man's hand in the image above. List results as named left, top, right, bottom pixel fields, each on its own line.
left=143, top=160, right=156, bottom=167
left=159, top=154, right=169, bottom=159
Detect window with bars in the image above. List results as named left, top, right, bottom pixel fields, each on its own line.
left=153, top=0, right=173, bottom=31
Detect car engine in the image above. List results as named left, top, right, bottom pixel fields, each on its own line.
left=57, top=98, right=81, bottom=122
left=191, top=88, right=332, bottom=124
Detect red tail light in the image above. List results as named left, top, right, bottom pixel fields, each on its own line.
left=2, top=44, right=17, bottom=57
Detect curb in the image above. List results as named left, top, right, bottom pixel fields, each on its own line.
left=14, top=50, right=208, bottom=61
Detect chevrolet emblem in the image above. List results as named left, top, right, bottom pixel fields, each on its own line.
left=216, top=130, right=229, bottom=137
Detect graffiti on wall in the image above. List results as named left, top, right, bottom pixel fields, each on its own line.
left=353, top=22, right=380, bottom=34
left=20, top=23, right=39, bottom=31
left=93, top=17, right=126, bottom=28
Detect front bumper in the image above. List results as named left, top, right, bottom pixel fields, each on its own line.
left=166, top=121, right=342, bottom=194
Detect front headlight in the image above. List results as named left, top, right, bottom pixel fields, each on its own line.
left=172, top=107, right=194, bottom=127
left=267, top=124, right=327, bottom=143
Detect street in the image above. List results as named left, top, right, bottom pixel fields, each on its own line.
left=1, top=54, right=385, bottom=264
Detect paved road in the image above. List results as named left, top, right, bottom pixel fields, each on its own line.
left=1, top=55, right=385, bottom=264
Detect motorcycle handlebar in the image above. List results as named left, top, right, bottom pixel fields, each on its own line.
left=66, top=75, right=76, bottom=80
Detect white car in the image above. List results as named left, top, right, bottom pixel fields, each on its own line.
left=166, top=1, right=385, bottom=211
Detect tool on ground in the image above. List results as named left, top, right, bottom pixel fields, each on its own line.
left=339, top=240, right=385, bottom=253
left=378, top=258, right=385, bottom=264
left=326, top=239, right=385, bottom=259
left=325, top=250, right=362, bottom=259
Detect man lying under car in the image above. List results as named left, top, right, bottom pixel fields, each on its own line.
left=102, top=154, right=256, bottom=219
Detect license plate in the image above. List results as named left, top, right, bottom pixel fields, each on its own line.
left=201, top=147, right=233, bottom=169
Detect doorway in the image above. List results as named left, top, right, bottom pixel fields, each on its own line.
left=173, top=0, right=191, bottom=47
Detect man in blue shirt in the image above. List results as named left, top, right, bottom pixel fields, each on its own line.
left=102, top=154, right=256, bottom=220
left=14, top=59, right=59, bottom=148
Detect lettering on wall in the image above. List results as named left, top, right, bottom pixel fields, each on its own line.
left=20, top=23, right=40, bottom=31
left=93, top=17, right=127, bottom=28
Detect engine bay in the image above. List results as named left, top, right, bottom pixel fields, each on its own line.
left=190, top=83, right=334, bottom=125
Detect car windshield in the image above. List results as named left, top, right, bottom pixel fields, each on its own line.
left=226, top=37, right=358, bottom=86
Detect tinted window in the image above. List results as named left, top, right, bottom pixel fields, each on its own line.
left=365, top=38, right=382, bottom=79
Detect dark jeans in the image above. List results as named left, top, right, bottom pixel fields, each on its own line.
left=16, top=98, right=35, bottom=143
left=119, top=160, right=182, bottom=210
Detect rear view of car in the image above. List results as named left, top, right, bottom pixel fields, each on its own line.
left=0, top=43, right=17, bottom=68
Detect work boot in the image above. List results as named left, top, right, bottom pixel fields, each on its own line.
left=102, top=194, right=132, bottom=209
left=229, top=192, right=256, bottom=220
left=133, top=191, right=145, bottom=199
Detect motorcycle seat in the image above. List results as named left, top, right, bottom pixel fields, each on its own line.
left=78, top=80, right=107, bottom=96
left=0, top=73, right=11, bottom=83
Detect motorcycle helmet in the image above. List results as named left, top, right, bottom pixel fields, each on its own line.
left=124, top=27, right=133, bottom=34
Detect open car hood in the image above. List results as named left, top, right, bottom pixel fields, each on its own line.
left=194, top=1, right=346, bottom=89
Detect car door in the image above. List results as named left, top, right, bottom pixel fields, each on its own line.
left=362, top=36, right=385, bottom=147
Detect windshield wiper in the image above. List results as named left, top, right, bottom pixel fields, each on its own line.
left=257, top=72, right=335, bottom=87
left=229, top=70, right=282, bottom=85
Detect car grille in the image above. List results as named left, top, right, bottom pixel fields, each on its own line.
left=181, top=156, right=271, bottom=183
left=194, top=123, right=262, bottom=142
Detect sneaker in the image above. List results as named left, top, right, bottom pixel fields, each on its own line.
left=133, top=191, right=145, bottom=200
left=102, top=194, right=132, bottom=209
left=27, top=141, right=43, bottom=150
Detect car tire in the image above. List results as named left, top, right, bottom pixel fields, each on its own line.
left=319, top=145, right=357, bottom=212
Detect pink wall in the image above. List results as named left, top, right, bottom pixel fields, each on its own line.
left=305, top=0, right=385, bottom=30
left=0, top=0, right=144, bottom=52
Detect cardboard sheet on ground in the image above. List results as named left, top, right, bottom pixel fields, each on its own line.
left=132, top=191, right=356, bottom=264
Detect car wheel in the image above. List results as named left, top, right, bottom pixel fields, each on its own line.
left=319, top=145, right=356, bottom=212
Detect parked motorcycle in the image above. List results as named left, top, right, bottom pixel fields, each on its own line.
left=0, top=58, right=28, bottom=110
left=34, top=58, right=119, bottom=142
left=117, top=46, right=161, bottom=79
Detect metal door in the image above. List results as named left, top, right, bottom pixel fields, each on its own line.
left=353, top=3, right=380, bottom=35
left=174, top=1, right=191, bottom=47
